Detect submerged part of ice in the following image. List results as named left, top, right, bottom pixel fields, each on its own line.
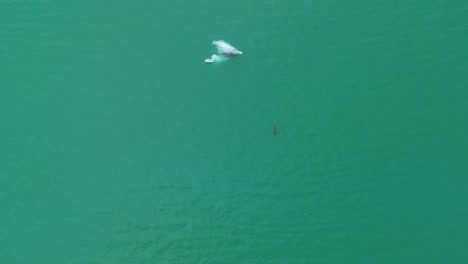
left=212, top=40, right=243, bottom=55
left=205, top=54, right=223, bottom=63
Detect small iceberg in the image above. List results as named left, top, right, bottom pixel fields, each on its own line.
left=205, top=40, right=242, bottom=63
left=212, top=41, right=243, bottom=56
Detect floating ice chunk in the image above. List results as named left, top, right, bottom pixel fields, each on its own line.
left=212, top=40, right=243, bottom=56
left=204, top=40, right=242, bottom=64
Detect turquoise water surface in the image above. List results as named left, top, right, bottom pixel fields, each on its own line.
left=1, top=1, right=467, bottom=263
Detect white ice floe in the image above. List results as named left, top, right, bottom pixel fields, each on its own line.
left=212, top=40, right=243, bottom=56
left=205, top=40, right=242, bottom=63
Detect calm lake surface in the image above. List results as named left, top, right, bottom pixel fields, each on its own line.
left=1, top=0, right=467, bottom=263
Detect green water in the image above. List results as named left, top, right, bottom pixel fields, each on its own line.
left=1, top=1, right=467, bottom=263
